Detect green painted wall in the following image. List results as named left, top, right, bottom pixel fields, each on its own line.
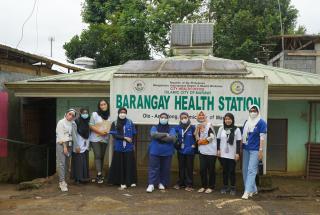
left=56, top=98, right=109, bottom=122
left=268, top=100, right=309, bottom=174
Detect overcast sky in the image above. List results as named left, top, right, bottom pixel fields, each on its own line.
left=0, top=0, right=319, bottom=64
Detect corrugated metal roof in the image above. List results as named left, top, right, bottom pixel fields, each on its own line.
left=246, top=62, right=320, bottom=86
left=26, top=65, right=120, bottom=83
left=0, top=43, right=85, bottom=71
left=6, top=56, right=320, bottom=87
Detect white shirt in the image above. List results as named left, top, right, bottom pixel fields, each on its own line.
left=89, top=112, right=109, bottom=143
left=75, top=133, right=90, bottom=153
left=217, top=126, right=242, bottom=159
left=56, top=118, right=73, bottom=144
left=198, top=122, right=217, bottom=156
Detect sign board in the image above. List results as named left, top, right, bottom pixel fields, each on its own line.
left=110, top=76, right=268, bottom=126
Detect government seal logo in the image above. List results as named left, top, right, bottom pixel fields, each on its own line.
left=133, top=80, right=145, bottom=92
left=230, top=81, right=244, bottom=95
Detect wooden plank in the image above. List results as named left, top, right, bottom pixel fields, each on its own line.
left=287, top=51, right=320, bottom=56
left=310, top=164, right=320, bottom=167
left=296, top=40, right=314, bottom=50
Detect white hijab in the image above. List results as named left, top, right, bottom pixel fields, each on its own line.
left=243, top=104, right=261, bottom=144
left=63, top=109, right=76, bottom=133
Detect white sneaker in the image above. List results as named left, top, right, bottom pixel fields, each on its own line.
left=131, top=184, right=137, bottom=187
left=119, top=184, right=127, bottom=190
left=158, top=183, right=165, bottom=190
left=249, top=191, right=258, bottom=197
left=205, top=188, right=213, bottom=194
left=59, top=181, right=68, bottom=192
left=146, top=184, right=154, bottom=193
left=198, top=187, right=205, bottom=193
left=242, top=192, right=250, bottom=200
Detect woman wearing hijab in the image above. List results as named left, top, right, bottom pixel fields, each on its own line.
left=71, top=108, right=91, bottom=184
left=174, top=112, right=196, bottom=191
left=194, top=111, right=217, bottom=194
left=108, top=107, right=137, bottom=190
left=56, top=109, right=76, bottom=192
left=146, top=113, right=176, bottom=193
left=241, top=104, right=267, bottom=200
left=89, top=99, right=110, bottom=184
left=217, top=113, right=242, bottom=195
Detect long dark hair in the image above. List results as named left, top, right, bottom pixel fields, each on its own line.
left=223, top=113, right=236, bottom=145
left=97, top=99, right=110, bottom=120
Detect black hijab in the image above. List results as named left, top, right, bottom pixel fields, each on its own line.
left=97, top=99, right=110, bottom=120
left=116, top=107, right=127, bottom=134
left=223, top=112, right=236, bottom=145
left=179, top=112, right=191, bottom=130
left=156, top=113, right=170, bottom=133
left=75, top=108, right=90, bottom=139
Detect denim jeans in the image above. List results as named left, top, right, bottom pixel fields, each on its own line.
left=242, top=149, right=259, bottom=193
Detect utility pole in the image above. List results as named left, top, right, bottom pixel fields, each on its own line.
left=277, top=0, right=285, bottom=52
left=48, top=36, right=55, bottom=57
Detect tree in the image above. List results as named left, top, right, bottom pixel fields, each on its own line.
left=64, top=0, right=150, bottom=67
left=64, top=0, right=301, bottom=66
left=211, top=0, right=299, bottom=63
left=145, top=0, right=205, bottom=56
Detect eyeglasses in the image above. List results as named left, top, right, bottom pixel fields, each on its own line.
left=249, top=110, right=257, bottom=113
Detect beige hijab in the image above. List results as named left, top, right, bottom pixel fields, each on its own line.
left=194, top=111, right=212, bottom=141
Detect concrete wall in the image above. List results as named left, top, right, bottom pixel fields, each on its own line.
left=268, top=49, right=319, bottom=74
left=283, top=54, right=316, bottom=74
left=315, top=43, right=320, bottom=75
left=268, top=100, right=310, bottom=174
left=0, top=70, right=35, bottom=90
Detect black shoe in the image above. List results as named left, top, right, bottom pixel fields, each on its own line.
left=220, top=186, right=228, bottom=194
left=96, top=175, right=104, bottom=184
left=230, top=187, right=236, bottom=195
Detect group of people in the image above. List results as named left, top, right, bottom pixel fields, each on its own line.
left=56, top=99, right=267, bottom=200
left=56, top=100, right=137, bottom=191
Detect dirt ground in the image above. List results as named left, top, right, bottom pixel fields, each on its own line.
left=1, top=173, right=320, bottom=215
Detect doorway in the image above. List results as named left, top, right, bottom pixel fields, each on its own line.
left=21, top=98, right=57, bottom=180
left=267, top=119, right=288, bottom=171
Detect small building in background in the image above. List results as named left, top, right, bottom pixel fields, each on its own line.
left=267, top=35, right=320, bottom=74
left=74, top=56, right=97, bottom=69
left=0, top=44, right=84, bottom=182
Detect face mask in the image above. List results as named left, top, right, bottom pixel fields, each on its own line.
left=181, top=119, right=188, bottom=124
left=250, top=112, right=258, bottom=119
left=159, top=118, right=168, bottom=125
left=197, top=118, right=205, bottom=123
left=119, top=113, right=127, bottom=119
left=81, top=114, right=89, bottom=119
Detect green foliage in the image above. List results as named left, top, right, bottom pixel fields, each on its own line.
left=211, top=0, right=299, bottom=62
left=65, top=0, right=150, bottom=67
left=64, top=0, right=300, bottom=66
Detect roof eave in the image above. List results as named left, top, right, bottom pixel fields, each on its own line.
left=5, top=82, right=110, bottom=98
